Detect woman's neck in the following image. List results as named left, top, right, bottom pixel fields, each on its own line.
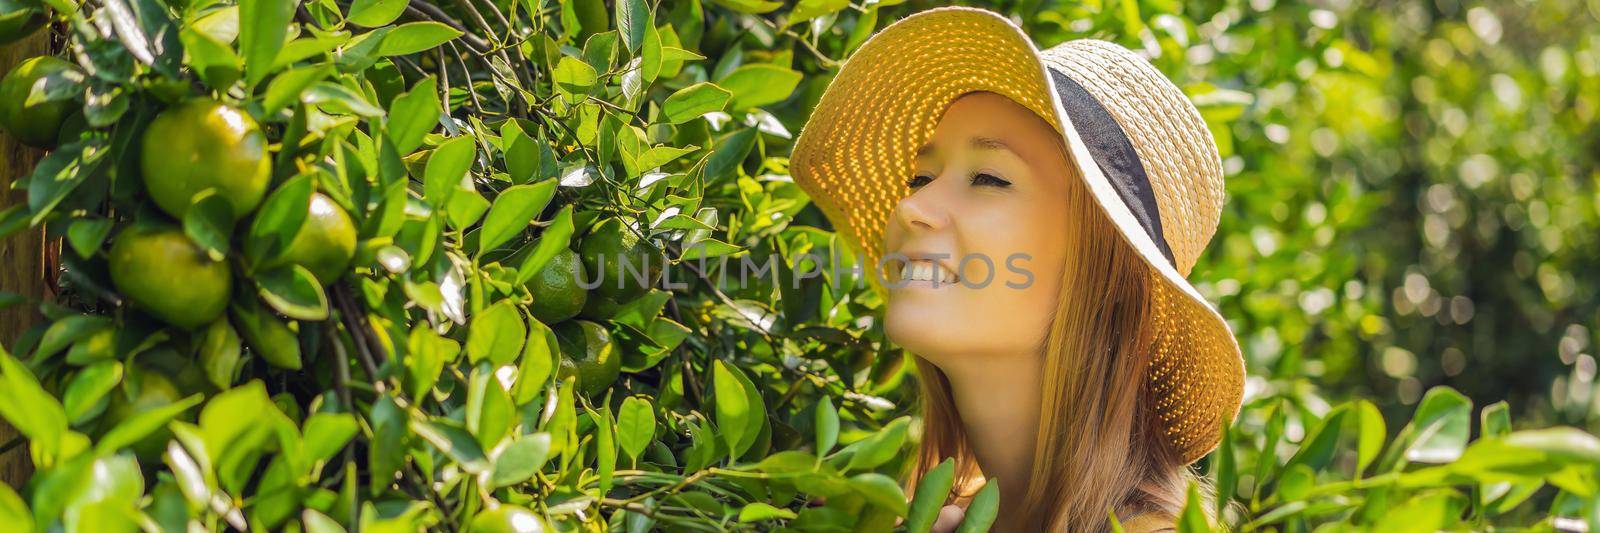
left=938, top=353, right=1044, bottom=531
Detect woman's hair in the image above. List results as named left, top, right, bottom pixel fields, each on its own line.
left=904, top=140, right=1206, bottom=530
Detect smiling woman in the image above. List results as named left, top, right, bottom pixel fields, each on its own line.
left=791, top=7, right=1245, bottom=532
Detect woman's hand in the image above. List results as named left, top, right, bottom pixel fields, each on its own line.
left=930, top=504, right=966, bottom=533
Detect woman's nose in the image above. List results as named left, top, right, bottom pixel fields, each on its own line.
left=894, top=181, right=949, bottom=232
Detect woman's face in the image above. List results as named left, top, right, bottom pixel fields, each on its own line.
left=883, top=92, right=1075, bottom=363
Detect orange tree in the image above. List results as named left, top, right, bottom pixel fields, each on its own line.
left=1, top=0, right=1599, bottom=531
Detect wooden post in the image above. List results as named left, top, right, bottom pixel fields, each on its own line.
left=0, top=31, right=55, bottom=488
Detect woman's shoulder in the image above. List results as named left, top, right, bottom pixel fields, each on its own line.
left=1118, top=511, right=1177, bottom=533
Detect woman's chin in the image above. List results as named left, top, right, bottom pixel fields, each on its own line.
left=884, top=305, right=965, bottom=357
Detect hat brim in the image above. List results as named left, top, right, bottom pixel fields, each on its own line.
left=790, top=7, right=1244, bottom=464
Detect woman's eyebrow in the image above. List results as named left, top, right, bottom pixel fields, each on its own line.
left=970, top=136, right=1016, bottom=154
left=915, top=136, right=1018, bottom=158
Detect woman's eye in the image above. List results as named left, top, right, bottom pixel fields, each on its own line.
left=907, top=174, right=933, bottom=189
left=971, top=172, right=1012, bottom=187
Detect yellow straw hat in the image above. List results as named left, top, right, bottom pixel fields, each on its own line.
left=790, top=7, right=1244, bottom=464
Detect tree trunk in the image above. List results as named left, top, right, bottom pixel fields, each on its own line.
left=0, top=30, right=56, bottom=489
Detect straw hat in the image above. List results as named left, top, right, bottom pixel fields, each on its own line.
left=789, top=7, right=1244, bottom=464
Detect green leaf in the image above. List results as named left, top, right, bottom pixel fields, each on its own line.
left=65, top=218, right=113, bottom=259
left=850, top=472, right=909, bottom=515
left=301, top=413, right=358, bottom=464
left=845, top=416, right=909, bottom=472
left=410, top=418, right=490, bottom=474
left=0, top=347, right=68, bottom=460
left=183, top=190, right=234, bottom=261
left=199, top=319, right=243, bottom=389
left=553, top=56, right=599, bottom=94
left=789, top=0, right=849, bottom=25
left=304, top=81, right=385, bottom=117
left=477, top=180, right=558, bottom=256
left=405, top=325, right=457, bottom=400
left=635, top=146, right=697, bottom=171
left=661, top=82, right=731, bottom=124
left=1381, top=387, right=1473, bottom=471
left=513, top=205, right=575, bottom=286
left=246, top=173, right=314, bottom=268
left=387, top=76, right=440, bottom=156
left=717, top=64, right=802, bottom=110
left=512, top=317, right=558, bottom=405
left=489, top=433, right=551, bottom=489
left=707, top=0, right=782, bottom=14
left=180, top=27, right=243, bottom=91
left=256, top=265, right=330, bottom=320
left=376, top=22, right=462, bottom=56
left=1482, top=401, right=1511, bottom=437
left=466, top=362, right=515, bottom=450
left=501, top=119, right=541, bottom=183
left=713, top=360, right=752, bottom=459
left=347, top=0, right=407, bottom=27
left=595, top=403, right=616, bottom=492
left=616, top=396, right=655, bottom=463
left=444, top=185, right=490, bottom=229
left=302, top=509, right=345, bottom=533
left=738, top=502, right=797, bottom=523
left=240, top=0, right=297, bottom=86
left=1283, top=404, right=1348, bottom=474
left=62, top=361, right=122, bottom=425
left=1175, top=481, right=1209, bottom=533
left=906, top=458, right=956, bottom=533
left=0, top=481, right=32, bottom=532
left=424, top=136, right=477, bottom=208
left=34, top=314, right=111, bottom=362
left=955, top=478, right=1000, bottom=533
left=466, top=300, right=527, bottom=365
left=1213, top=414, right=1236, bottom=520
left=814, top=396, right=838, bottom=455
left=615, top=0, right=649, bottom=54
left=262, top=64, right=333, bottom=116
left=28, top=139, right=106, bottom=225
left=97, top=393, right=204, bottom=455
left=1356, top=400, right=1386, bottom=475
left=705, top=128, right=756, bottom=182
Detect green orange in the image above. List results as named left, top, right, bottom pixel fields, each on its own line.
left=577, top=218, right=663, bottom=300
left=0, top=55, right=73, bottom=147
left=108, top=224, right=231, bottom=329
left=140, top=100, right=271, bottom=221
left=468, top=505, right=550, bottom=533
left=258, top=192, right=357, bottom=285
left=527, top=248, right=588, bottom=324
left=103, top=368, right=184, bottom=460
left=554, top=320, right=619, bottom=397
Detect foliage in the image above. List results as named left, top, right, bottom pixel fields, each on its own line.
left=0, top=0, right=1596, bottom=531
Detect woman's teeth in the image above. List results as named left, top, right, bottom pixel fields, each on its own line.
left=899, top=260, right=958, bottom=284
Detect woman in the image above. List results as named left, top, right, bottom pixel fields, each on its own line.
left=790, top=7, right=1246, bottom=532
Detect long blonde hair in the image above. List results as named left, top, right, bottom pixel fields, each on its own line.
left=905, top=155, right=1202, bottom=531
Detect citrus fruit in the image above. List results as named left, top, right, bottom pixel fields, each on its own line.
left=140, top=99, right=271, bottom=221
left=578, top=291, right=621, bottom=320
left=0, top=1, right=47, bottom=46
left=527, top=248, right=588, bottom=324
left=577, top=218, right=663, bottom=300
left=108, top=224, right=231, bottom=330
left=103, top=367, right=184, bottom=460
left=0, top=55, right=73, bottom=147
left=469, top=505, right=550, bottom=533
left=257, top=192, right=357, bottom=286
left=554, top=320, right=619, bottom=397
